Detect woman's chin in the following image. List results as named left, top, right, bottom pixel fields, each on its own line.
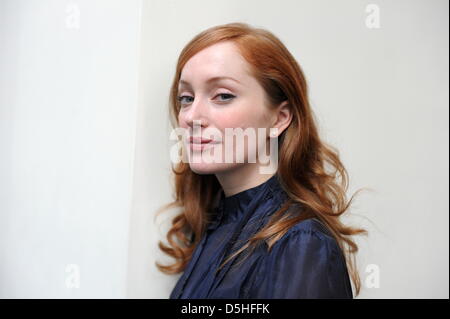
left=188, top=162, right=239, bottom=175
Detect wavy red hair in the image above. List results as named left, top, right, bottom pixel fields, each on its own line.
left=155, top=22, right=368, bottom=296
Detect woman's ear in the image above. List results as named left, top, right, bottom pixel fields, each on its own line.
left=271, top=100, right=292, bottom=137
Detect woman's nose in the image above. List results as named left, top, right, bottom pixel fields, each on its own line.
left=184, top=96, right=210, bottom=128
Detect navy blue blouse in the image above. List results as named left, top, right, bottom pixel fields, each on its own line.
left=169, top=174, right=353, bottom=299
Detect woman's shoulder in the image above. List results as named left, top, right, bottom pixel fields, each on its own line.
left=267, top=216, right=342, bottom=256
left=285, top=217, right=335, bottom=241
left=247, top=215, right=352, bottom=298
left=268, top=201, right=336, bottom=241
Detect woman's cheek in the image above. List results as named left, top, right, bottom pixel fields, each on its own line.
left=221, top=108, right=252, bottom=127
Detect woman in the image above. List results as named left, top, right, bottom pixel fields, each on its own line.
left=156, top=22, right=367, bottom=299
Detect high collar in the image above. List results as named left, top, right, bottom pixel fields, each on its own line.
left=209, top=174, right=286, bottom=228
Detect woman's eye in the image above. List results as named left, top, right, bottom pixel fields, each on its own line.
left=177, top=95, right=194, bottom=105
left=215, top=93, right=236, bottom=102
left=177, top=93, right=235, bottom=106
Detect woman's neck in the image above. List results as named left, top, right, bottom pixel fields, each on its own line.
left=215, top=164, right=276, bottom=197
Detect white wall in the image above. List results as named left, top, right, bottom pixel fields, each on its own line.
left=0, top=0, right=448, bottom=299
left=0, top=0, right=142, bottom=298
left=130, top=0, right=448, bottom=299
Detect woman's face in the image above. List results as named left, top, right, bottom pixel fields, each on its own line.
left=177, top=41, right=287, bottom=175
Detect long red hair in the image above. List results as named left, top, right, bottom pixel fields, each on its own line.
left=156, top=22, right=368, bottom=296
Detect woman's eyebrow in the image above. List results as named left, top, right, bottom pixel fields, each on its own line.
left=179, top=76, right=242, bottom=87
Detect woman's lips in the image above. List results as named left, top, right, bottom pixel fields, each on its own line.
left=189, top=137, right=213, bottom=144
left=188, top=136, right=219, bottom=151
